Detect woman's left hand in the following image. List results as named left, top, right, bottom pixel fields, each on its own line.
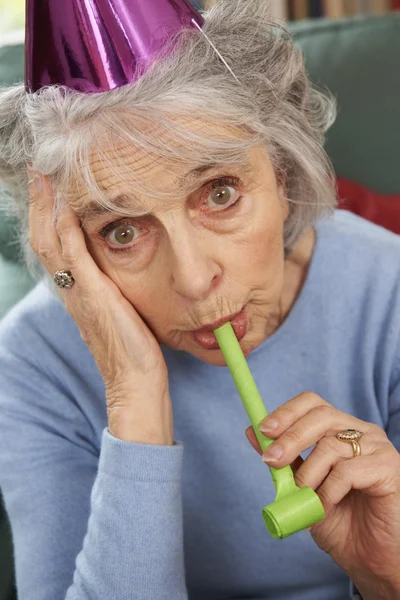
left=245, top=392, right=400, bottom=599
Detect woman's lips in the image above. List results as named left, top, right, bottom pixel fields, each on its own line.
left=191, top=306, right=248, bottom=350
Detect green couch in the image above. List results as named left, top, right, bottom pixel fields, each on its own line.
left=0, top=13, right=399, bottom=600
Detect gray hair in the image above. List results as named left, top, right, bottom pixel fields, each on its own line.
left=0, top=0, right=337, bottom=284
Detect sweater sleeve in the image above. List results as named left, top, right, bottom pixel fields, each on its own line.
left=66, top=429, right=186, bottom=600
left=0, top=329, right=187, bottom=600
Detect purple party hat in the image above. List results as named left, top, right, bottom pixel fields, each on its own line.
left=25, top=0, right=204, bottom=93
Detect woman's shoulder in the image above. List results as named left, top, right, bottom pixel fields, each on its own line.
left=319, top=209, right=400, bottom=249
left=316, top=209, right=400, bottom=285
left=313, top=210, right=400, bottom=361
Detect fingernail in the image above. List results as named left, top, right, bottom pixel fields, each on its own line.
left=260, top=418, right=279, bottom=434
left=262, top=444, right=283, bottom=463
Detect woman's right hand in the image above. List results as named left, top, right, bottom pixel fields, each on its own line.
left=27, top=166, right=174, bottom=446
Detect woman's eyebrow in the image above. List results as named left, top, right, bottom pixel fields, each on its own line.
left=77, top=162, right=249, bottom=223
left=186, top=163, right=219, bottom=178
left=184, top=161, right=250, bottom=181
left=76, top=195, right=149, bottom=225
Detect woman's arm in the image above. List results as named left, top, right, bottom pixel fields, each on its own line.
left=0, top=335, right=187, bottom=600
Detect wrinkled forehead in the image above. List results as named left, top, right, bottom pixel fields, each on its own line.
left=68, top=115, right=254, bottom=210
left=89, top=139, right=176, bottom=190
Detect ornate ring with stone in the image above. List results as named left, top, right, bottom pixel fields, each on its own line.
left=336, top=428, right=364, bottom=457
left=54, top=269, right=75, bottom=289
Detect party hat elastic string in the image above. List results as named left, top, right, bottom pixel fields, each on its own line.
left=190, top=18, right=240, bottom=84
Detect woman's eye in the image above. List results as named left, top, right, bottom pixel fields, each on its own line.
left=108, top=223, right=140, bottom=248
left=207, top=185, right=240, bottom=210
left=97, top=219, right=147, bottom=253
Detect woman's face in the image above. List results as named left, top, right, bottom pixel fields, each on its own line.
left=72, top=128, right=289, bottom=366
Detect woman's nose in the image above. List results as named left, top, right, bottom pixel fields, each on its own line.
left=168, top=230, right=222, bottom=302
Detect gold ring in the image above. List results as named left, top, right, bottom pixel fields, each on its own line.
left=336, top=429, right=364, bottom=457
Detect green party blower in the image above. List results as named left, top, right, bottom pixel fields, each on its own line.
left=213, top=322, right=325, bottom=539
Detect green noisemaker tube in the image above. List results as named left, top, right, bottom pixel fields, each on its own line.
left=213, top=322, right=325, bottom=539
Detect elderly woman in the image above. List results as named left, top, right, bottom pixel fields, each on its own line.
left=0, top=0, right=399, bottom=599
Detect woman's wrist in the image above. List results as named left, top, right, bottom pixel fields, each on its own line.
left=107, top=389, right=174, bottom=446
left=108, top=419, right=174, bottom=446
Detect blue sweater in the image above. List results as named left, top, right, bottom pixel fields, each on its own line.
left=0, top=210, right=400, bottom=600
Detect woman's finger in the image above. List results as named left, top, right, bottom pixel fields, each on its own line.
left=316, top=448, right=399, bottom=511
left=293, top=432, right=387, bottom=491
left=29, top=169, right=108, bottom=299
left=260, top=392, right=369, bottom=442
left=245, top=425, right=262, bottom=455
left=259, top=392, right=329, bottom=436
left=54, top=200, right=102, bottom=293
left=260, top=405, right=377, bottom=468
left=289, top=455, right=304, bottom=474
left=28, top=167, right=63, bottom=269
left=245, top=426, right=304, bottom=474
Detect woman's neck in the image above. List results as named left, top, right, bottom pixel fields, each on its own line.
left=264, top=226, right=316, bottom=338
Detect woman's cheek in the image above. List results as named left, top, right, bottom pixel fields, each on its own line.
left=86, top=230, right=159, bottom=276
left=234, top=209, right=284, bottom=281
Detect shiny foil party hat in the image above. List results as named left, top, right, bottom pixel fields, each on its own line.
left=25, top=0, right=204, bottom=93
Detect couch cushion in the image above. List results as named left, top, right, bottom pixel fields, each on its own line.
left=337, top=178, right=400, bottom=234
left=0, top=493, right=15, bottom=600
left=0, top=44, right=26, bottom=265
left=290, top=13, right=400, bottom=194
left=0, top=44, right=24, bottom=87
